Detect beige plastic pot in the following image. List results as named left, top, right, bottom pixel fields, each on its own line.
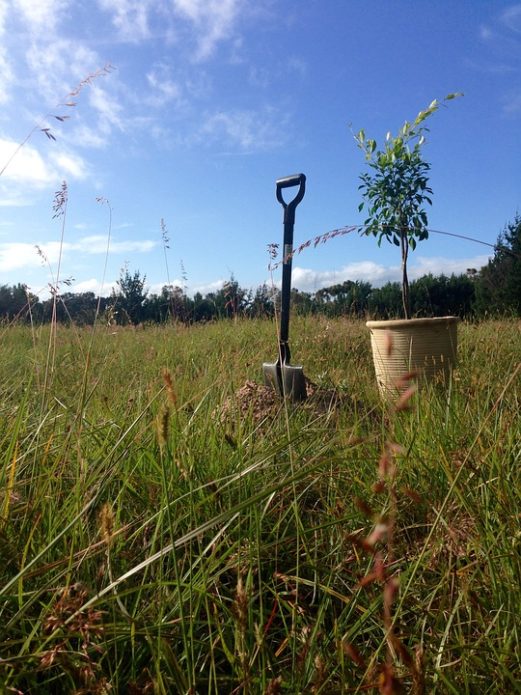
left=365, top=316, right=459, bottom=397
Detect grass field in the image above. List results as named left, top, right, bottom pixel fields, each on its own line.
left=0, top=317, right=519, bottom=693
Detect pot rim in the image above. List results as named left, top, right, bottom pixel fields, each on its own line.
left=366, top=316, right=460, bottom=329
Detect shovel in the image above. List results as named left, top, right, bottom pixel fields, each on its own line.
left=263, top=173, right=307, bottom=402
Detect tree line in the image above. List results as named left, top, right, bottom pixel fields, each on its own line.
left=2, top=214, right=520, bottom=325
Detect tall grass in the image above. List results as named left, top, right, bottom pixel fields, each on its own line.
left=0, top=317, right=519, bottom=693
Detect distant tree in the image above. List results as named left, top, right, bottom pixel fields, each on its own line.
left=315, top=280, right=371, bottom=317
left=146, top=285, right=191, bottom=323
left=112, top=267, right=148, bottom=325
left=475, top=214, right=521, bottom=316
left=290, top=289, right=315, bottom=315
left=61, top=292, right=102, bottom=324
left=0, top=283, right=38, bottom=322
left=249, top=283, right=276, bottom=318
left=203, top=276, right=250, bottom=319
left=367, top=282, right=402, bottom=318
left=221, top=276, right=249, bottom=319
left=193, top=292, right=215, bottom=322
left=410, top=274, right=475, bottom=318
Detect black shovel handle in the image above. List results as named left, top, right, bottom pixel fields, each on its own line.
left=276, top=173, right=306, bottom=357
left=276, top=174, right=306, bottom=226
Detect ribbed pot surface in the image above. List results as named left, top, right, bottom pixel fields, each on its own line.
left=365, top=317, right=459, bottom=397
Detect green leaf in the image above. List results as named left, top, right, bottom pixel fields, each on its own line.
left=358, top=202, right=364, bottom=212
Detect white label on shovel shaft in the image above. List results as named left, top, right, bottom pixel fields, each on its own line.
left=283, top=244, right=293, bottom=264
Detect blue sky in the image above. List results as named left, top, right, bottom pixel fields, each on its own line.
left=0, top=0, right=520, bottom=298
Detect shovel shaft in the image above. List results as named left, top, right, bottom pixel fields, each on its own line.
left=276, top=174, right=306, bottom=349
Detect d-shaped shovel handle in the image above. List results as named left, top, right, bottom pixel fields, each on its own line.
left=276, top=174, right=306, bottom=226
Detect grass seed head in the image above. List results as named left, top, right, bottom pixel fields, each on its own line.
left=99, top=503, right=114, bottom=545
left=162, top=368, right=177, bottom=406
left=156, top=406, right=170, bottom=448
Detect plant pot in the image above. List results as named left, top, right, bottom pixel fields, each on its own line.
left=365, top=316, right=459, bottom=398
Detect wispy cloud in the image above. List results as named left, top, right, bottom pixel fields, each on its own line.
left=78, top=235, right=157, bottom=254
left=30, top=40, right=101, bottom=98
left=146, top=66, right=184, bottom=108
left=500, top=4, right=521, bottom=33
left=172, top=0, right=243, bottom=61
left=478, top=4, right=521, bottom=54
left=475, top=5, right=521, bottom=116
left=97, top=0, right=246, bottom=60
left=0, top=49, right=13, bottom=105
left=200, top=107, right=288, bottom=151
left=88, top=84, right=125, bottom=134
left=503, top=92, right=521, bottom=114
left=97, top=0, right=153, bottom=42
left=0, top=4, right=14, bottom=103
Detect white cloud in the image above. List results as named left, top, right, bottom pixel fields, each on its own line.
left=0, top=138, right=56, bottom=185
left=0, top=191, right=32, bottom=207
left=148, top=280, right=185, bottom=295
left=291, top=262, right=394, bottom=292
left=288, top=255, right=492, bottom=293
left=0, top=138, right=89, bottom=190
left=50, top=151, right=88, bottom=179
left=0, top=236, right=158, bottom=272
left=0, top=1, right=8, bottom=32
left=12, top=0, right=70, bottom=35
left=71, top=277, right=117, bottom=295
left=0, top=241, right=61, bottom=271
left=408, top=254, right=491, bottom=279
left=191, top=278, right=226, bottom=295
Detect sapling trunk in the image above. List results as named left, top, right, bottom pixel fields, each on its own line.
left=400, top=226, right=411, bottom=319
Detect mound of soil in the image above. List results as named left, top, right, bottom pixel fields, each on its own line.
left=215, top=379, right=348, bottom=428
